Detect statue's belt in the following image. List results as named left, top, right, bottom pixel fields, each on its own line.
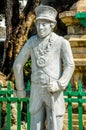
left=31, top=70, right=50, bottom=84
left=31, top=69, right=59, bottom=84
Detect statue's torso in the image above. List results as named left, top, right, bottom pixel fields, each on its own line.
left=30, top=32, right=63, bottom=84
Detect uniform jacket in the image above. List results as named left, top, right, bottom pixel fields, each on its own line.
left=13, top=32, right=75, bottom=115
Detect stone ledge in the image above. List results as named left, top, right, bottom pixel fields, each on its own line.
left=65, top=34, right=86, bottom=41
left=74, top=58, right=86, bottom=66
left=59, top=11, right=76, bottom=18
left=59, top=11, right=80, bottom=26
left=67, top=25, right=86, bottom=35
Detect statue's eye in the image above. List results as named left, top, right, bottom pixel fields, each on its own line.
left=42, top=23, right=46, bottom=26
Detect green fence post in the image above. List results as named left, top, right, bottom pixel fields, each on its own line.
left=27, top=80, right=30, bottom=130
left=78, top=82, right=83, bottom=130
left=17, top=98, right=21, bottom=130
left=27, top=98, right=30, bottom=130
left=67, top=83, right=72, bottom=130
left=7, top=82, right=11, bottom=130
left=0, top=101, right=1, bottom=130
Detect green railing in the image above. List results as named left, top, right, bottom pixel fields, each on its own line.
left=0, top=81, right=86, bottom=130
left=64, top=82, right=86, bottom=130
left=0, top=82, right=30, bottom=130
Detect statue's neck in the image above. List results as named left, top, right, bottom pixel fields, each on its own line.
left=37, top=32, right=52, bottom=42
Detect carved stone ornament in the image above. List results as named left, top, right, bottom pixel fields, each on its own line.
left=37, top=56, right=48, bottom=67
left=34, top=34, right=55, bottom=67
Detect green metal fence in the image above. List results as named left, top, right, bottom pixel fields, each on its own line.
left=0, top=82, right=30, bottom=130
left=0, top=81, right=86, bottom=130
left=64, top=82, right=86, bottom=130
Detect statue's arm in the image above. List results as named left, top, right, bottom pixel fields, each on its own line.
left=13, top=39, right=31, bottom=98
left=58, top=38, right=75, bottom=90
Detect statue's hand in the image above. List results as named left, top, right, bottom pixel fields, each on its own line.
left=47, top=81, right=61, bottom=93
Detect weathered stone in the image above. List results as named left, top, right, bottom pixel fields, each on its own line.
left=66, top=35, right=86, bottom=41
left=83, top=114, right=86, bottom=120
left=64, top=34, right=86, bottom=86
left=63, top=122, right=68, bottom=130
left=83, top=103, right=86, bottom=113
left=70, top=0, right=86, bottom=12
left=64, top=35, right=86, bottom=67
left=67, top=25, right=86, bottom=35
left=59, top=0, right=86, bottom=27
left=72, top=125, right=79, bottom=130
left=74, top=59, right=86, bottom=66
left=59, top=1, right=86, bottom=129
left=59, top=11, right=79, bottom=26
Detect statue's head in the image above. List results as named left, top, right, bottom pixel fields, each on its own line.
left=35, top=5, right=57, bottom=38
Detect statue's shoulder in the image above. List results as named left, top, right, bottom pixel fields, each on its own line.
left=51, top=32, right=63, bottom=45
left=52, top=32, right=62, bottom=40
left=52, top=33, right=69, bottom=44
left=26, top=35, right=37, bottom=47
left=29, top=34, right=37, bottom=42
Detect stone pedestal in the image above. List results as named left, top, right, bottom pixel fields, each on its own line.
left=59, top=0, right=86, bottom=89
left=64, top=35, right=86, bottom=88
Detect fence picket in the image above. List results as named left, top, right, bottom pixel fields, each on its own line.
left=27, top=99, right=30, bottom=130
left=78, top=82, right=83, bottom=130
left=0, top=81, right=86, bottom=129
left=0, top=101, right=2, bottom=129
left=68, top=83, right=72, bottom=130
left=17, top=100, right=21, bottom=130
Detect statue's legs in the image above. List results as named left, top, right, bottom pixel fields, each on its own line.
left=56, top=115, right=64, bottom=130
left=46, top=106, right=64, bottom=130
left=30, top=106, right=45, bottom=130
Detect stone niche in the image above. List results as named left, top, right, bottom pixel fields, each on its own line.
left=59, top=0, right=86, bottom=89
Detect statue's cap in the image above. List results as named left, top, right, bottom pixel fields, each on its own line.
left=35, top=5, right=57, bottom=23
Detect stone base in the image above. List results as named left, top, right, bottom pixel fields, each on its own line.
left=65, top=34, right=86, bottom=62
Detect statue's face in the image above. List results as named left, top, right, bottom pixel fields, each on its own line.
left=35, top=19, right=52, bottom=38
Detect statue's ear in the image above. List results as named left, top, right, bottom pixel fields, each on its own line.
left=50, top=22, right=56, bottom=29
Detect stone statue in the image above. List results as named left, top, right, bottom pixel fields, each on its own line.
left=13, top=5, right=75, bottom=130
